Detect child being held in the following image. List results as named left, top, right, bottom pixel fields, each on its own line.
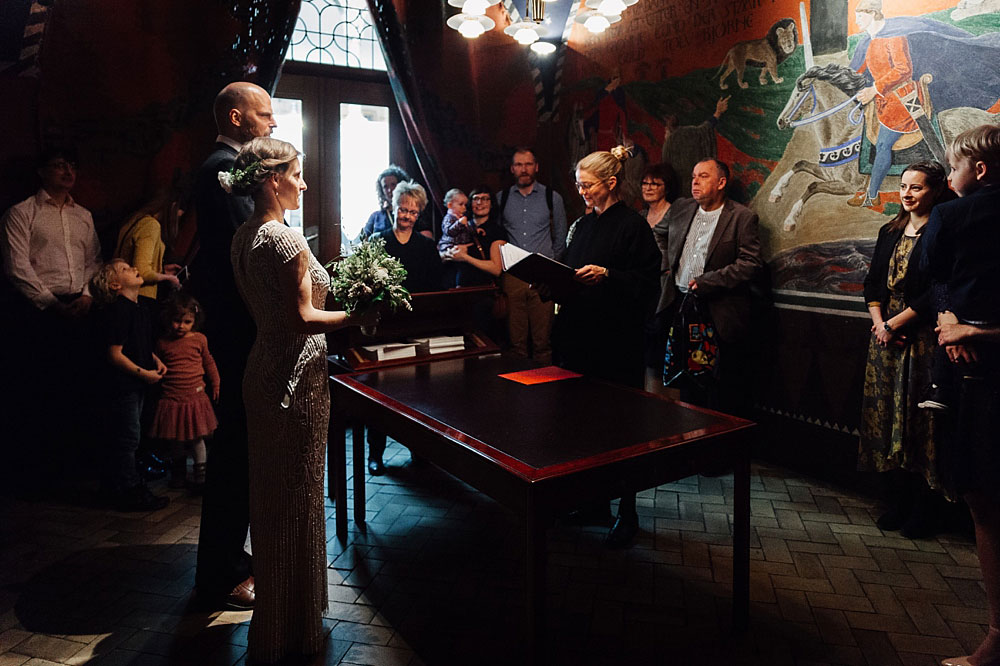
left=90, top=259, right=170, bottom=511
left=437, top=188, right=477, bottom=287
left=919, top=125, right=1000, bottom=413
left=150, top=293, right=220, bottom=491
left=437, top=188, right=474, bottom=253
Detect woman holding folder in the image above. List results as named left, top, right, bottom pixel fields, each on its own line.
left=552, top=145, right=662, bottom=548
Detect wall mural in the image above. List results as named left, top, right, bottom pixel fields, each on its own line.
left=559, top=0, right=1000, bottom=315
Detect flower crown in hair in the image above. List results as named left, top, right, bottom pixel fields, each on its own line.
left=217, top=160, right=261, bottom=194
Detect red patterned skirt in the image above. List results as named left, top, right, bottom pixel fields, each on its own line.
left=148, top=388, right=218, bottom=441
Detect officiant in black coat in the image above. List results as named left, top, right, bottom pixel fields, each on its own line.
left=553, top=148, right=661, bottom=388
left=189, top=81, right=276, bottom=610
left=552, top=146, right=661, bottom=549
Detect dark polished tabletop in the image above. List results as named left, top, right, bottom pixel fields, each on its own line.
left=338, top=354, right=753, bottom=482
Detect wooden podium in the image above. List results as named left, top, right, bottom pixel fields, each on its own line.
left=326, top=285, right=500, bottom=372
left=325, top=285, right=500, bottom=511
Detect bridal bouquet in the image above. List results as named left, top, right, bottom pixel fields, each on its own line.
left=327, top=236, right=411, bottom=325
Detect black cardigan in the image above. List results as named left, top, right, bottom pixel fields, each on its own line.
left=862, top=223, right=933, bottom=321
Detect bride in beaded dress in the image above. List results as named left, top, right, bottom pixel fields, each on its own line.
left=226, top=137, right=370, bottom=663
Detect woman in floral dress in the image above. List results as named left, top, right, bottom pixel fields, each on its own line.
left=859, top=160, right=955, bottom=538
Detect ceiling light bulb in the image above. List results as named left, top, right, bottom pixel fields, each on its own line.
left=514, top=27, right=539, bottom=44
left=530, top=41, right=556, bottom=55
left=458, top=19, right=485, bottom=38
left=597, top=0, right=626, bottom=15
left=462, top=0, right=490, bottom=15
left=584, top=15, right=610, bottom=32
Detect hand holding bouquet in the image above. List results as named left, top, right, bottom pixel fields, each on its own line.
left=327, top=236, right=411, bottom=334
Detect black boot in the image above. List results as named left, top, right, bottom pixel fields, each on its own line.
left=606, top=494, right=639, bottom=548
left=367, top=428, right=386, bottom=476
left=876, top=469, right=911, bottom=532
left=901, top=478, right=943, bottom=539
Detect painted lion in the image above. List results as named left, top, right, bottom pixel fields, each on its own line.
left=717, top=18, right=798, bottom=90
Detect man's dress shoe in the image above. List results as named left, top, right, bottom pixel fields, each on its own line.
left=368, top=459, right=385, bottom=476
left=225, top=576, right=255, bottom=610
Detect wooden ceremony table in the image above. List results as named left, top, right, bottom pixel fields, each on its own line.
left=328, top=354, right=754, bottom=660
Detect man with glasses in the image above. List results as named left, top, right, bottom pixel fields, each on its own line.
left=498, top=147, right=567, bottom=364
left=1, top=143, right=101, bottom=489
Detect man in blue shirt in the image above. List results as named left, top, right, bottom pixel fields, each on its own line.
left=498, top=147, right=567, bottom=363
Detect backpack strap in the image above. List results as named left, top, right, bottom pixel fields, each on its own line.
left=545, top=185, right=555, bottom=243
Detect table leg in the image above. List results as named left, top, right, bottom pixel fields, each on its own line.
left=732, top=444, right=750, bottom=632
left=352, top=424, right=366, bottom=528
left=329, top=414, right=348, bottom=541
left=524, top=495, right=546, bottom=666
left=327, top=413, right=338, bottom=503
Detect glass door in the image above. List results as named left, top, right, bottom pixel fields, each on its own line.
left=274, top=71, right=398, bottom=262
left=338, top=102, right=390, bottom=246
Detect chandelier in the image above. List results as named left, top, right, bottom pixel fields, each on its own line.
left=446, top=0, right=500, bottom=39
left=503, top=0, right=550, bottom=46
left=577, top=0, right=637, bottom=33
left=446, top=0, right=553, bottom=47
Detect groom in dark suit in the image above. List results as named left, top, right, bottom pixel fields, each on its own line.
left=653, top=158, right=762, bottom=411
left=192, top=81, right=276, bottom=609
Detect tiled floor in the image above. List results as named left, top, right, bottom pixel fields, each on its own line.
left=0, top=438, right=986, bottom=665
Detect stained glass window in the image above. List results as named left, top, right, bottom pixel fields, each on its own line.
left=287, top=0, right=386, bottom=71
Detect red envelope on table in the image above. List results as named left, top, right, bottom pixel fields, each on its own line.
left=498, top=366, right=583, bottom=385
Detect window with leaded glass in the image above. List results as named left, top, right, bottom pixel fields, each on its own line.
left=287, top=0, right=386, bottom=71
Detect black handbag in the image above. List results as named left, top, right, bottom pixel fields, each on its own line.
left=663, top=292, right=720, bottom=389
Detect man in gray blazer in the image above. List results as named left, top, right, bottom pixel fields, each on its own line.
left=653, top=158, right=762, bottom=409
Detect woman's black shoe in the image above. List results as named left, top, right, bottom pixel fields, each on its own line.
left=368, top=459, right=385, bottom=476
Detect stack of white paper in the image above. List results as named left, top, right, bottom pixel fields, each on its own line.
left=411, top=335, right=465, bottom=354
left=360, top=343, right=418, bottom=362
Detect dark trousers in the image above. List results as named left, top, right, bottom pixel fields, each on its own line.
left=367, top=428, right=387, bottom=463
left=195, top=301, right=253, bottom=594
left=947, top=346, right=1000, bottom=495
left=106, top=389, right=144, bottom=491
left=1, top=295, right=98, bottom=492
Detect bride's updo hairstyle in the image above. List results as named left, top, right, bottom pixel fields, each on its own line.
left=221, top=137, right=300, bottom=197
left=575, top=144, right=633, bottom=192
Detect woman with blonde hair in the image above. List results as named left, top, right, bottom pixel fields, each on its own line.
left=227, top=136, right=373, bottom=663
left=552, top=145, right=662, bottom=548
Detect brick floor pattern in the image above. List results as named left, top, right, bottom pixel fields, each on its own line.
left=0, top=437, right=986, bottom=665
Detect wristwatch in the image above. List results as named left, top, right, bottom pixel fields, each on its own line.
left=883, top=322, right=893, bottom=332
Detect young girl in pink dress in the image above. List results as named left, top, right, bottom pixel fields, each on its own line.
left=149, top=293, right=220, bottom=490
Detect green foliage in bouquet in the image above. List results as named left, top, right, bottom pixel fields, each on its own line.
left=326, top=235, right=412, bottom=315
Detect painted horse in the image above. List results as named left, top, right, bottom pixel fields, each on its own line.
left=768, top=64, right=869, bottom=232
left=769, top=63, right=994, bottom=232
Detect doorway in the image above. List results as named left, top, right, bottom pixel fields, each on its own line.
left=274, top=67, right=405, bottom=262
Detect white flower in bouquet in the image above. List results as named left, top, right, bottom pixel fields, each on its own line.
left=326, top=235, right=411, bottom=315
